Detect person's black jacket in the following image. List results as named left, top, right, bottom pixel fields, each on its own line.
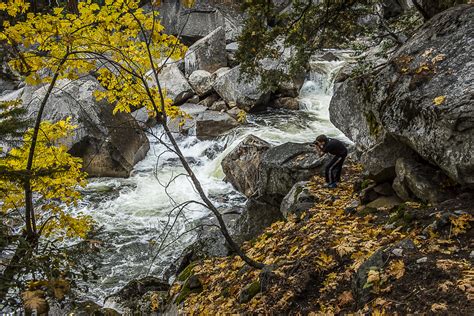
left=322, top=138, right=347, bottom=157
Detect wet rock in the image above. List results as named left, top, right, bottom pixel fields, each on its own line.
left=195, top=111, right=239, bottom=140
left=156, top=63, right=194, bottom=105
left=259, top=142, right=330, bottom=203
left=222, top=135, right=272, bottom=197
left=184, top=27, right=227, bottom=76
left=280, top=181, right=317, bottom=219
left=188, top=70, right=213, bottom=96
left=320, top=51, right=339, bottom=62
left=270, top=97, right=300, bottom=110
left=330, top=5, right=474, bottom=186
left=334, top=66, right=357, bottom=93
left=104, top=276, right=170, bottom=313
left=226, top=107, right=242, bottom=120
left=213, top=65, right=271, bottom=111
left=233, top=198, right=284, bottom=244
left=18, top=77, right=149, bottom=177
left=394, top=157, right=452, bottom=203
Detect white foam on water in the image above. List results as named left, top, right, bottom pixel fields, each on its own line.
left=69, top=55, right=351, bottom=302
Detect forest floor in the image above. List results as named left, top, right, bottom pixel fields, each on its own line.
left=169, top=164, right=474, bottom=314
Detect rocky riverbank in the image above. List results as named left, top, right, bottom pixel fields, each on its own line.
left=95, top=163, right=472, bottom=314
left=1, top=1, right=472, bottom=314
left=95, top=4, right=473, bottom=314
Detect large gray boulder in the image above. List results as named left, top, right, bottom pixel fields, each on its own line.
left=258, top=142, right=330, bottom=203
left=153, top=64, right=193, bottom=105
left=330, top=5, right=474, bottom=186
left=221, top=135, right=272, bottom=197
left=184, top=27, right=227, bottom=77
left=213, top=65, right=271, bottom=111
left=19, top=77, right=149, bottom=177
left=195, top=111, right=239, bottom=140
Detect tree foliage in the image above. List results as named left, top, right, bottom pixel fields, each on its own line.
left=236, top=0, right=424, bottom=89
left=1, top=0, right=263, bottom=309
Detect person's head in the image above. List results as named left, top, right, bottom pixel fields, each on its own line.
left=315, top=134, right=328, bottom=146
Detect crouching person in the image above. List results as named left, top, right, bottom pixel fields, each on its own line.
left=314, top=134, right=348, bottom=188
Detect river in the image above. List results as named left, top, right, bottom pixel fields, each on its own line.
left=68, top=56, right=351, bottom=303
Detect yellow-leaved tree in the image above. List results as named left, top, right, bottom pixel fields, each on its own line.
left=0, top=0, right=263, bottom=309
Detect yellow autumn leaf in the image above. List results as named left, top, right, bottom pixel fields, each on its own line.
left=433, top=95, right=446, bottom=106
left=387, top=260, right=405, bottom=280
left=431, top=303, right=448, bottom=312
left=367, top=269, right=381, bottom=284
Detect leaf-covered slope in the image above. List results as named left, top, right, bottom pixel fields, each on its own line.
left=171, top=164, right=473, bottom=314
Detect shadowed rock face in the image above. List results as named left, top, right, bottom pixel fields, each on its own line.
left=21, top=77, right=149, bottom=177
left=330, top=5, right=474, bottom=186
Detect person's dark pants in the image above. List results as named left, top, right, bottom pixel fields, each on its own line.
left=325, top=155, right=346, bottom=184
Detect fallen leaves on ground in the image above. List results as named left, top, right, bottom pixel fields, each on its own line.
left=171, top=163, right=473, bottom=314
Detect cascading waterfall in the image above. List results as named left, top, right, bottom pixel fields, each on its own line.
left=67, top=56, right=351, bottom=303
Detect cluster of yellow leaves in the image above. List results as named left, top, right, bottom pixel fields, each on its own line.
left=396, top=47, right=446, bottom=77
left=0, top=0, right=30, bottom=17
left=172, top=161, right=473, bottom=314
left=0, top=0, right=187, bottom=118
left=449, top=213, right=473, bottom=237
left=173, top=165, right=413, bottom=314
left=0, top=118, right=92, bottom=238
